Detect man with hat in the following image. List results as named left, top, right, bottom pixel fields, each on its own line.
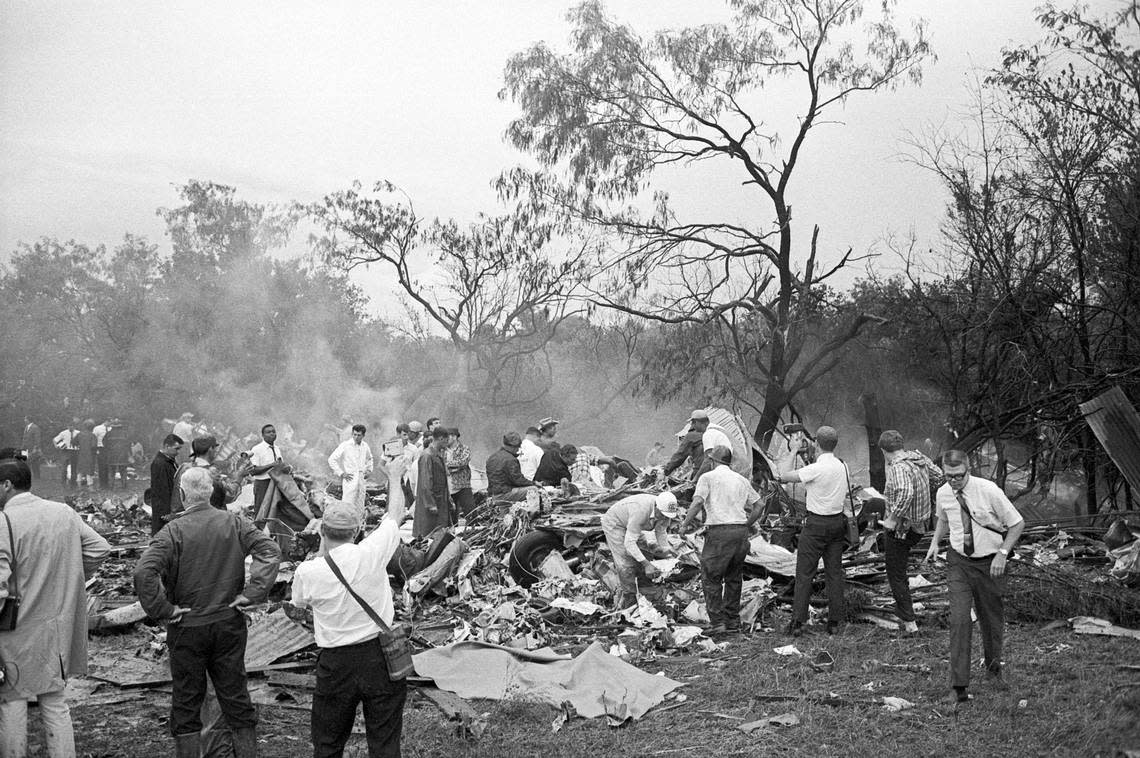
left=290, top=484, right=409, bottom=756
left=600, top=491, right=681, bottom=608
left=662, top=409, right=710, bottom=481
left=170, top=436, right=247, bottom=516
left=536, top=418, right=560, bottom=453
left=485, top=432, right=537, bottom=501
left=134, top=466, right=281, bottom=758
left=400, top=420, right=425, bottom=503
left=680, top=445, right=763, bottom=634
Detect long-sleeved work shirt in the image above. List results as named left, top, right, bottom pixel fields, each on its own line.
left=445, top=442, right=471, bottom=493
left=884, top=450, right=940, bottom=530
left=601, top=493, right=668, bottom=564
left=486, top=446, right=533, bottom=495
left=663, top=430, right=704, bottom=478
left=133, top=504, right=281, bottom=627
left=328, top=439, right=374, bottom=479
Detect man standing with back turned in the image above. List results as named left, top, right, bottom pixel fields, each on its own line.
left=924, top=450, right=1023, bottom=704
left=776, top=425, right=849, bottom=636
left=291, top=473, right=409, bottom=756
left=134, top=467, right=281, bottom=758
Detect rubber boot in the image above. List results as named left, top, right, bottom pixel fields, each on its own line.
left=232, top=727, right=258, bottom=758
left=173, top=733, right=201, bottom=758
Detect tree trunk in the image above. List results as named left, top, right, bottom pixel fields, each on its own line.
left=861, top=393, right=885, bottom=491
left=754, top=383, right=786, bottom=449
left=1083, top=427, right=1098, bottom=518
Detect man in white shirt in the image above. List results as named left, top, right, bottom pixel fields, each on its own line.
left=775, top=425, right=849, bottom=636
left=53, top=418, right=81, bottom=487
left=290, top=492, right=407, bottom=756
left=328, top=425, right=374, bottom=511
left=247, top=424, right=286, bottom=512
left=680, top=446, right=763, bottom=635
left=600, top=492, right=680, bottom=609
left=518, top=427, right=544, bottom=480
left=172, top=413, right=195, bottom=445
left=93, top=418, right=111, bottom=489
left=400, top=421, right=424, bottom=502
left=924, top=449, right=1024, bottom=703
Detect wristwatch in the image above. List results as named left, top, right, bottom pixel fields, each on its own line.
left=997, top=548, right=1009, bottom=557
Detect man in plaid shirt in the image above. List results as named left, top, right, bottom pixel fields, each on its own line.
left=878, top=430, right=944, bottom=633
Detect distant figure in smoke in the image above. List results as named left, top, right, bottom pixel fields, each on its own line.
left=414, top=427, right=452, bottom=538
left=518, top=426, right=544, bottom=480
left=328, top=425, right=373, bottom=511
left=53, top=418, right=81, bottom=488
left=401, top=421, right=425, bottom=505
left=445, top=428, right=473, bottom=522
left=93, top=417, right=111, bottom=489
left=172, top=413, right=196, bottom=446
left=20, top=416, right=42, bottom=479
left=103, top=419, right=132, bottom=489
left=74, top=419, right=98, bottom=488
left=536, top=417, right=560, bottom=453
left=644, top=441, right=665, bottom=469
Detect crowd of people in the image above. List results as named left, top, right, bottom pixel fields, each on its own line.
left=0, top=407, right=1027, bottom=757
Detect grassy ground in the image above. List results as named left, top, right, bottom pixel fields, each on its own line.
left=47, top=618, right=1140, bottom=757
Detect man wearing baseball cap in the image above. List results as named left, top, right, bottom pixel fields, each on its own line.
left=290, top=485, right=409, bottom=756
left=600, top=491, right=681, bottom=608
left=661, top=409, right=710, bottom=481
left=680, top=445, right=764, bottom=635
left=536, top=418, right=560, bottom=453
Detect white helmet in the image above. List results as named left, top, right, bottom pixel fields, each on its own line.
left=655, top=491, right=680, bottom=518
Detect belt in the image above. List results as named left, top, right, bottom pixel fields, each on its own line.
left=705, top=523, right=748, bottom=528
left=806, top=511, right=844, bottom=518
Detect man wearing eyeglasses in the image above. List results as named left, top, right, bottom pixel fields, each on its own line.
left=924, top=449, right=1024, bottom=704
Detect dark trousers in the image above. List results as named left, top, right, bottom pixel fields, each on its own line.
left=884, top=528, right=924, bottom=622
left=451, top=488, right=474, bottom=521
left=97, top=450, right=108, bottom=488
left=151, top=499, right=171, bottom=536
left=792, top=513, right=846, bottom=624
left=312, top=636, right=407, bottom=758
left=168, top=614, right=257, bottom=736
left=947, top=548, right=1006, bottom=688
left=64, top=450, right=78, bottom=485
left=701, top=524, right=750, bottom=627
left=253, top=479, right=271, bottom=512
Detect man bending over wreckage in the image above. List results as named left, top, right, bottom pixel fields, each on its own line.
left=600, top=491, right=682, bottom=609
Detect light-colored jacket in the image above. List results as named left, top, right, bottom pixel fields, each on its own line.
left=0, top=492, right=110, bottom=699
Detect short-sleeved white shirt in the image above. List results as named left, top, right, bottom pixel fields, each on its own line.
left=248, top=440, right=281, bottom=481
left=694, top=464, right=761, bottom=525
left=291, top=518, right=401, bottom=648
left=935, top=476, right=1023, bottom=557
left=796, top=452, right=848, bottom=515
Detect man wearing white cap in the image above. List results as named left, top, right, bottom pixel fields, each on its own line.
left=681, top=446, right=764, bottom=635
left=600, top=491, right=681, bottom=608
left=290, top=481, right=409, bottom=756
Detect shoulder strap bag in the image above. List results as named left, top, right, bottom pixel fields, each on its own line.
left=0, top=511, right=20, bottom=631
left=323, top=553, right=414, bottom=680
left=839, top=460, right=860, bottom=551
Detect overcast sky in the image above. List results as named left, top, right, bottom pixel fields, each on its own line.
left=1, top=0, right=1113, bottom=309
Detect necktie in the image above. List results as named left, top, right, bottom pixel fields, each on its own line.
left=955, top=490, right=975, bottom=556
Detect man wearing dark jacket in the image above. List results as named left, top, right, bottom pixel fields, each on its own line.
left=662, top=410, right=710, bottom=481
left=134, top=467, right=281, bottom=758
left=535, top=443, right=576, bottom=487
left=148, top=434, right=183, bottom=535
left=413, top=427, right=452, bottom=537
left=485, top=432, right=536, bottom=501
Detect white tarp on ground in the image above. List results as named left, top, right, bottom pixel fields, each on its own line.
left=412, top=640, right=681, bottom=720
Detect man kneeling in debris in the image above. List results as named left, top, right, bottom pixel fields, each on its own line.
left=680, top=446, right=764, bottom=635
left=290, top=490, right=408, bottom=757
left=134, top=466, right=281, bottom=758
left=600, top=491, right=681, bottom=608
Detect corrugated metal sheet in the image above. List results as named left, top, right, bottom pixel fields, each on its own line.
left=244, top=608, right=315, bottom=669
left=1080, top=386, right=1140, bottom=493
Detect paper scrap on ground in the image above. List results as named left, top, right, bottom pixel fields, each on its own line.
left=908, top=574, right=934, bottom=589
left=738, top=712, right=800, bottom=733
left=413, top=640, right=681, bottom=721
left=773, top=644, right=803, bottom=657
left=550, top=597, right=605, bottom=616
left=880, top=696, right=915, bottom=712
left=1069, top=616, right=1140, bottom=640
left=623, top=595, right=669, bottom=629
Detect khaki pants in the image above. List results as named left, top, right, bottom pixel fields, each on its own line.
left=0, top=690, right=75, bottom=758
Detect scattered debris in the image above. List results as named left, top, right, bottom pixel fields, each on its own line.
left=1069, top=616, right=1140, bottom=640
left=880, top=696, right=915, bottom=712
left=737, top=712, right=800, bottom=733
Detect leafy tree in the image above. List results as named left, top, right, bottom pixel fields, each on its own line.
left=498, top=0, right=931, bottom=441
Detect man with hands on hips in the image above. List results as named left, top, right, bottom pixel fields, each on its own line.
left=923, top=449, right=1024, bottom=704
